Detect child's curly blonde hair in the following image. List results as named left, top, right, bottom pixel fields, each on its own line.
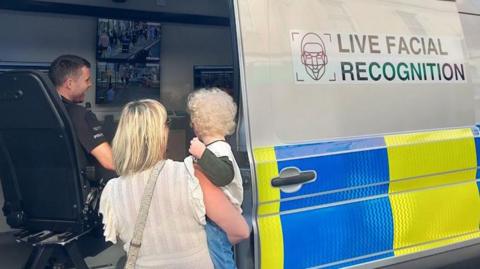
left=187, top=88, right=237, bottom=138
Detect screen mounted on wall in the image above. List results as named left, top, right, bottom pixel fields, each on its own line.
left=96, top=18, right=161, bottom=105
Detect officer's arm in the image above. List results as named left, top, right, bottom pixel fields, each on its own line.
left=91, top=142, right=115, bottom=171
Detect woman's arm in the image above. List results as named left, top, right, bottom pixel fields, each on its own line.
left=194, top=165, right=250, bottom=244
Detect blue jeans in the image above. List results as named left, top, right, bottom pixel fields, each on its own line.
left=206, top=219, right=236, bottom=269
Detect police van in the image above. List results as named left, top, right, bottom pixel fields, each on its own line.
left=0, top=0, right=480, bottom=268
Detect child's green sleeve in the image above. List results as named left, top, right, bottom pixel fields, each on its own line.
left=197, top=148, right=234, bottom=187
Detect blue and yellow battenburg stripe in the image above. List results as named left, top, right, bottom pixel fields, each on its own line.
left=254, top=127, right=480, bottom=269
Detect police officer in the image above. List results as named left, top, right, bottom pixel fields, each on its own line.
left=49, top=55, right=115, bottom=178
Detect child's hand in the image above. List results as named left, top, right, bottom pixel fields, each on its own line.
left=189, top=137, right=206, bottom=159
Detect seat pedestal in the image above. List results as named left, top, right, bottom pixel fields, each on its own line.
left=17, top=229, right=92, bottom=269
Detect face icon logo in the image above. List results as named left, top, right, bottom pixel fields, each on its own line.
left=301, top=33, right=328, bottom=80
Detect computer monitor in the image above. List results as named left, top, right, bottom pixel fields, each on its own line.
left=97, top=18, right=161, bottom=61
left=96, top=18, right=161, bottom=105
left=193, top=65, right=234, bottom=96
left=95, top=62, right=160, bottom=105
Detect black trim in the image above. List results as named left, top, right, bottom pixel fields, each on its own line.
left=0, top=65, right=50, bottom=71
left=228, top=0, right=241, bottom=104
left=0, top=0, right=230, bottom=26
left=459, top=11, right=480, bottom=17
left=94, top=58, right=160, bottom=64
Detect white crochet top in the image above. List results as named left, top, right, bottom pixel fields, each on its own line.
left=99, top=159, right=213, bottom=269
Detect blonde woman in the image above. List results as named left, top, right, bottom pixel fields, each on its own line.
left=99, top=99, right=249, bottom=269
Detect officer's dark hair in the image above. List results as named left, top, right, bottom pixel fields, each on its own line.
left=49, top=55, right=91, bottom=87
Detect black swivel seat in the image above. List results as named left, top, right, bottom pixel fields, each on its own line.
left=0, top=71, right=107, bottom=269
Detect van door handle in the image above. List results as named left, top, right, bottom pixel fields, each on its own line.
left=271, top=167, right=316, bottom=193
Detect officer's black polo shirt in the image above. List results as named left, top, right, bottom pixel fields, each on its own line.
left=61, top=97, right=107, bottom=154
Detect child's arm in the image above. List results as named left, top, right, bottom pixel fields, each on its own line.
left=189, top=138, right=234, bottom=187
left=197, top=149, right=234, bottom=186
left=194, top=164, right=250, bottom=244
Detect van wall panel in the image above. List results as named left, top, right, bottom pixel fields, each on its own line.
left=238, top=0, right=474, bottom=147
left=0, top=8, right=232, bottom=118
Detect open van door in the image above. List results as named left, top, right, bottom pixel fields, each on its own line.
left=233, top=0, right=480, bottom=268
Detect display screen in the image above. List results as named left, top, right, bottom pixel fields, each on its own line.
left=96, top=18, right=161, bottom=105
left=96, top=62, right=160, bottom=105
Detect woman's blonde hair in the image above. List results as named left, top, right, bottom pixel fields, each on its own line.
left=187, top=88, right=237, bottom=138
left=112, top=99, right=169, bottom=176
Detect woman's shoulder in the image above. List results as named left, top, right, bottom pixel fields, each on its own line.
left=102, top=176, right=132, bottom=197
left=99, top=178, right=118, bottom=203
left=103, top=177, right=120, bottom=190
left=163, top=158, right=194, bottom=175
left=165, top=159, right=182, bottom=167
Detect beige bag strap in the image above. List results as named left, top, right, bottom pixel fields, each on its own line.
left=125, top=161, right=166, bottom=269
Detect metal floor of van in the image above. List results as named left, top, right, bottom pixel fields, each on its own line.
left=0, top=231, right=124, bottom=269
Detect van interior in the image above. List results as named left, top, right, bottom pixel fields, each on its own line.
left=0, top=0, right=253, bottom=268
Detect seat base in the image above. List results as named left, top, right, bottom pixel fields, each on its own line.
left=16, top=228, right=100, bottom=269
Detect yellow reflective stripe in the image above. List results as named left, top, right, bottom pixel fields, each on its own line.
left=396, top=231, right=480, bottom=256
left=385, top=128, right=476, bottom=191
left=258, top=215, right=283, bottom=269
left=390, top=182, right=480, bottom=255
left=385, top=128, right=480, bottom=255
left=387, top=170, right=475, bottom=193
left=254, top=147, right=283, bottom=269
left=254, top=147, right=280, bottom=209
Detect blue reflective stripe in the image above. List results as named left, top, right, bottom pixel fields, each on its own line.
left=474, top=127, right=480, bottom=192
left=281, top=197, right=394, bottom=269
left=323, top=252, right=393, bottom=269
left=274, top=137, right=385, bottom=160
left=278, top=184, right=388, bottom=212
left=472, top=126, right=480, bottom=137
left=275, top=147, right=389, bottom=206
left=270, top=128, right=480, bottom=268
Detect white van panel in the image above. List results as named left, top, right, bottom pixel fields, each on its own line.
left=457, top=1, right=480, bottom=122
left=458, top=0, right=480, bottom=14
left=237, top=0, right=474, bottom=148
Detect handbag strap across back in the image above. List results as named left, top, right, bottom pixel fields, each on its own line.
left=125, top=161, right=166, bottom=269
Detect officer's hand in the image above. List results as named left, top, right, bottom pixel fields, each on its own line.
left=189, top=137, right=206, bottom=159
